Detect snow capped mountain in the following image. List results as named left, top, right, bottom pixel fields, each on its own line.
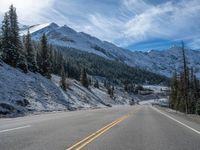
left=130, top=47, right=200, bottom=77
left=20, top=23, right=54, bottom=35
left=21, top=23, right=200, bottom=78
left=21, top=23, right=133, bottom=60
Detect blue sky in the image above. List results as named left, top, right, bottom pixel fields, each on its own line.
left=0, top=0, right=200, bottom=51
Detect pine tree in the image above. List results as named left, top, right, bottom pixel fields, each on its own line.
left=80, top=68, right=88, bottom=88
left=36, top=50, right=42, bottom=72
left=88, top=77, right=92, bottom=85
left=107, top=85, right=114, bottom=98
left=9, top=5, right=27, bottom=72
left=65, top=62, right=70, bottom=78
left=111, top=85, right=114, bottom=97
left=103, top=80, right=107, bottom=87
left=9, top=5, right=20, bottom=67
left=1, top=5, right=28, bottom=72
left=40, top=34, right=51, bottom=79
left=60, top=65, right=67, bottom=91
left=169, top=71, right=178, bottom=109
left=48, top=44, right=54, bottom=73
left=188, top=68, right=195, bottom=114
left=17, top=44, right=28, bottom=73
left=181, top=41, right=188, bottom=114
left=94, top=80, right=99, bottom=88
left=1, top=12, right=11, bottom=65
left=196, top=99, right=200, bottom=115
left=0, top=31, right=2, bottom=58
left=25, top=30, right=38, bottom=72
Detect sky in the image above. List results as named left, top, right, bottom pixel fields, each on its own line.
left=0, top=0, right=200, bottom=51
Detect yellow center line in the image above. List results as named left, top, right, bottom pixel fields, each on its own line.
left=66, top=117, right=124, bottom=150
left=76, top=115, right=129, bottom=150
left=66, top=107, right=139, bottom=150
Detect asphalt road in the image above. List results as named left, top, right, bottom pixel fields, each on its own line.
left=0, top=105, right=200, bottom=150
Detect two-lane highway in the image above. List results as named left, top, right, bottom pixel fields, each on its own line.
left=0, top=105, right=199, bottom=150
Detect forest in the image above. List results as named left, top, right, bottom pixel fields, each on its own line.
left=169, top=42, right=200, bottom=115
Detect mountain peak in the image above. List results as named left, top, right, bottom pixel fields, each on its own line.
left=61, top=25, right=77, bottom=33
left=49, top=22, right=59, bottom=28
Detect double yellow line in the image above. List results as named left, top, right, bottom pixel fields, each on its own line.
left=66, top=107, right=140, bottom=150
left=66, top=114, right=129, bottom=150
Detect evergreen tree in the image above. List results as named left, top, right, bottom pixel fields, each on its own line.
left=196, top=99, right=200, bottom=115
left=80, top=68, right=88, bottom=88
left=111, top=85, right=114, bottom=97
left=9, top=5, right=27, bottom=72
left=188, top=68, right=195, bottom=114
left=25, top=30, right=38, bottom=72
left=88, top=77, right=92, bottom=85
left=48, top=44, right=54, bottom=73
left=94, top=80, right=99, bottom=88
left=40, top=34, right=51, bottom=79
left=17, top=44, right=28, bottom=73
left=60, top=65, right=67, bottom=91
left=181, top=41, right=188, bottom=114
left=1, top=5, right=28, bottom=72
left=65, top=62, right=70, bottom=78
left=169, top=71, right=178, bottom=109
left=103, top=80, right=107, bottom=87
left=107, top=85, right=114, bottom=98
left=124, top=83, right=128, bottom=92
left=1, top=12, right=12, bottom=65
left=36, top=50, right=42, bottom=72
left=0, top=30, right=2, bottom=57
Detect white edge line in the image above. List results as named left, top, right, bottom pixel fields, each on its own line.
left=152, top=107, right=200, bottom=135
left=0, top=125, right=31, bottom=133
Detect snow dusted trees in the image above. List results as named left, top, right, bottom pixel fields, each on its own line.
left=39, top=34, right=51, bottom=79
left=107, top=85, right=114, bottom=98
left=24, top=30, right=38, bottom=72
left=196, top=99, right=200, bottom=115
left=0, top=5, right=53, bottom=78
left=1, top=13, right=10, bottom=62
left=1, top=5, right=27, bottom=72
left=80, top=68, right=89, bottom=88
left=169, top=42, right=200, bottom=115
left=60, top=65, right=67, bottom=91
left=94, top=80, right=99, bottom=88
left=181, top=41, right=188, bottom=114
left=0, top=32, right=2, bottom=56
left=169, top=71, right=179, bottom=110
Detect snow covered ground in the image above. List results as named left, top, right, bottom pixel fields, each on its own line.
left=143, top=85, right=169, bottom=93
left=0, top=62, right=133, bottom=117
left=139, top=98, right=169, bottom=105
left=0, top=62, right=70, bottom=117
left=0, top=61, right=169, bottom=117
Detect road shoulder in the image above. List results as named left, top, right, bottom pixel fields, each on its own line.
left=153, top=106, right=200, bottom=135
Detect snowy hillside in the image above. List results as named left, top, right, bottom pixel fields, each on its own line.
left=21, top=23, right=200, bottom=78
left=0, top=62, right=134, bottom=117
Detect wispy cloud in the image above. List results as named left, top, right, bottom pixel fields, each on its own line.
left=0, top=0, right=200, bottom=50
left=0, top=0, right=55, bottom=24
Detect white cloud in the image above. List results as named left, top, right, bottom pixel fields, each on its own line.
left=0, top=0, right=200, bottom=49
left=69, top=0, right=200, bottom=48
left=0, top=0, right=55, bottom=24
